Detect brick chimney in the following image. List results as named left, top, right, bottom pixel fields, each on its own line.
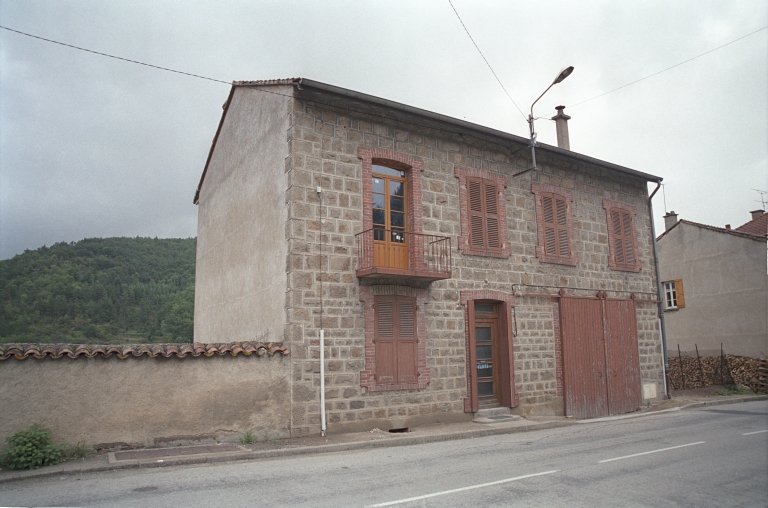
left=663, top=211, right=678, bottom=231
left=551, top=106, right=571, bottom=150
left=750, top=209, right=765, bottom=220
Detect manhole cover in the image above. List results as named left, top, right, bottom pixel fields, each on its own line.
left=113, top=444, right=244, bottom=461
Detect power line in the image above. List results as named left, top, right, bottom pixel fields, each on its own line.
left=571, top=26, right=768, bottom=108
left=447, top=0, right=527, bottom=121
left=0, top=25, right=230, bottom=85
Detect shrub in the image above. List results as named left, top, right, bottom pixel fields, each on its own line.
left=240, top=430, right=256, bottom=445
left=1, top=425, right=63, bottom=470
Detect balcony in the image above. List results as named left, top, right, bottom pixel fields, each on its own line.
left=355, top=228, right=452, bottom=285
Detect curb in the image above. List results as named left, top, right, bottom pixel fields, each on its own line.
left=1, top=395, right=764, bottom=484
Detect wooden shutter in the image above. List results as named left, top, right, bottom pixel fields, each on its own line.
left=468, top=178, right=501, bottom=252
left=468, top=179, right=485, bottom=249
left=396, top=299, right=417, bottom=383
left=542, top=193, right=569, bottom=258
left=484, top=182, right=500, bottom=250
left=674, top=279, right=685, bottom=308
left=374, top=298, right=396, bottom=383
left=374, top=296, right=418, bottom=385
left=611, top=210, right=636, bottom=268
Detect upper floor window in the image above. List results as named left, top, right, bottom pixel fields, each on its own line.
left=455, top=167, right=510, bottom=258
left=663, top=280, right=685, bottom=310
left=603, top=200, right=642, bottom=272
left=531, top=183, right=577, bottom=266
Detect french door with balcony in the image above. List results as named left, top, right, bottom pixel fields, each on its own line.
left=372, top=164, right=408, bottom=270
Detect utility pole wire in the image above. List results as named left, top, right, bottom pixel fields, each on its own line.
left=571, top=26, right=767, bottom=108
left=0, top=25, right=231, bottom=85
left=447, top=0, right=527, bottom=121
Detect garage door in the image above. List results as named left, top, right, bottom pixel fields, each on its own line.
left=560, top=296, right=642, bottom=419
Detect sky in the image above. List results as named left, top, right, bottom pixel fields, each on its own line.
left=1, top=1, right=766, bottom=260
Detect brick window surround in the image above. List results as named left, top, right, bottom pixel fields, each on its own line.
left=359, top=147, right=424, bottom=236
left=531, top=183, right=578, bottom=266
left=459, top=290, right=517, bottom=412
left=359, top=285, right=430, bottom=392
left=454, top=167, right=510, bottom=258
left=602, top=199, right=642, bottom=273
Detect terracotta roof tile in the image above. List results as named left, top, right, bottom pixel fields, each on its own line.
left=0, top=342, right=289, bottom=361
left=734, top=213, right=768, bottom=238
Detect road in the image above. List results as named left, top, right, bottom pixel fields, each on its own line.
left=1, top=400, right=766, bottom=507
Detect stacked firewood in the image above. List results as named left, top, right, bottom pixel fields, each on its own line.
left=729, top=356, right=768, bottom=394
left=668, top=354, right=767, bottom=393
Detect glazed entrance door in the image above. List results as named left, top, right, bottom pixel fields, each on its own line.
left=372, top=164, right=408, bottom=270
left=474, top=303, right=501, bottom=408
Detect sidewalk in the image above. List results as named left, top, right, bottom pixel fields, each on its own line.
left=1, top=393, right=764, bottom=484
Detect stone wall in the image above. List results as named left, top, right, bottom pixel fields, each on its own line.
left=281, top=90, right=662, bottom=435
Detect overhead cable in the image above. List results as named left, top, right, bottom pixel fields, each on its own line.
left=0, top=25, right=231, bottom=85
left=447, top=0, right=527, bottom=121
left=571, top=26, right=767, bottom=108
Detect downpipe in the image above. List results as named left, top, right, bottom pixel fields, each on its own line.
left=320, top=329, right=326, bottom=436
left=649, top=180, right=671, bottom=399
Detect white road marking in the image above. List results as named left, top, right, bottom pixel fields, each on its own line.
left=742, top=430, right=768, bottom=435
left=366, top=470, right=559, bottom=507
left=598, top=441, right=706, bottom=463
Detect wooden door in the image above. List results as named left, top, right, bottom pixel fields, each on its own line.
left=473, top=302, right=501, bottom=408
left=561, top=298, right=608, bottom=419
left=560, top=297, right=642, bottom=418
left=604, top=299, right=642, bottom=415
left=372, top=165, right=408, bottom=270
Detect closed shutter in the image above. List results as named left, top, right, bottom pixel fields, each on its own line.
left=374, top=296, right=418, bottom=384
left=611, top=210, right=636, bottom=268
left=674, top=279, right=685, bottom=308
left=468, top=178, right=501, bottom=252
left=542, top=193, right=570, bottom=258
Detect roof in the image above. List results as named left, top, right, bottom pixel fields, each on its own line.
left=734, top=213, right=768, bottom=238
left=0, top=342, right=289, bottom=361
left=194, top=78, right=662, bottom=204
left=656, top=219, right=768, bottom=242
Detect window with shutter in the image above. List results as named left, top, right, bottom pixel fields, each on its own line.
left=455, top=168, right=510, bottom=258
left=531, top=183, right=577, bottom=266
left=374, top=295, right=418, bottom=385
left=360, top=285, right=430, bottom=392
left=603, top=200, right=642, bottom=272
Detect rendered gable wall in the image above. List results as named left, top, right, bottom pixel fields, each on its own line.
left=658, top=222, right=768, bottom=357
left=195, top=85, right=292, bottom=344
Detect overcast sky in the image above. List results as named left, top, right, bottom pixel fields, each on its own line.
left=1, top=1, right=766, bottom=260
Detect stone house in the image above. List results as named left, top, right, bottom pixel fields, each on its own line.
left=657, top=210, right=768, bottom=358
left=193, top=78, right=666, bottom=436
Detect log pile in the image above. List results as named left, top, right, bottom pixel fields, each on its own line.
left=668, top=354, right=767, bottom=393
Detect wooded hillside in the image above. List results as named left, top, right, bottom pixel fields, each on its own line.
left=0, top=237, right=196, bottom=344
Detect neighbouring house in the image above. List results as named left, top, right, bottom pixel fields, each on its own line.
left=193, top=78, right=667, bottom=436
left=657, top=210, right=768, bottom=359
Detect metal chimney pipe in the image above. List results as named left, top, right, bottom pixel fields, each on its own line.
left=551, top=106, right=571, bottom=150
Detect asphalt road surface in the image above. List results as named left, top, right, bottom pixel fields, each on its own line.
left=1, top=400, right=766, bottom=507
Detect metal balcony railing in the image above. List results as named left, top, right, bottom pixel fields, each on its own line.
left=355, top=228, right=452, bottom=279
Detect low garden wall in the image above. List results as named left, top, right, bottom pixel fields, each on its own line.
left=0, top=343, right=290, bottom=449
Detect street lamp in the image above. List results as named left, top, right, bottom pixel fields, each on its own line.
left=514, top=66, right=574, bottom=177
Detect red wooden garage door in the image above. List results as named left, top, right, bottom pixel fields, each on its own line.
left=560, top=297, right=642, bottom=419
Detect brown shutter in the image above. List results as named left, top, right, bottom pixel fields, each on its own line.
left=468, top=179, right=485, bottom=248
left=674, top=279, right=685, bottom=308
left=396, top=299, right=417, bottom=383
left=484, top=182, right=500, bottom=250
left=542, top=195, right=557, bottom=256
left=374, top=298, right=396, bottom=383
left=622, top=212, right=635, bottom=265
left=612, top=211, right=625, bottom=264
left=555, top=197, right=569, bottom=257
